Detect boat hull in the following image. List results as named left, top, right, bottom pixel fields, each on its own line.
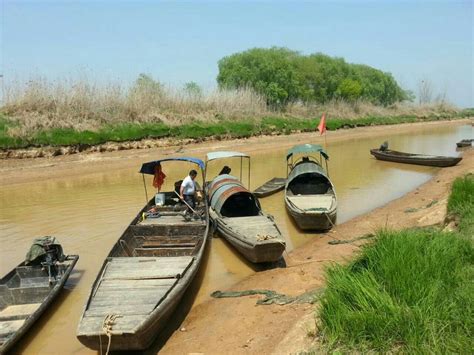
left=370, top=149, right=462, bottom=167
left=285, top=201, right=336, bottom=230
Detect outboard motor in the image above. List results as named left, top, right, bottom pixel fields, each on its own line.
left=25, top=236, right=66, bottom=283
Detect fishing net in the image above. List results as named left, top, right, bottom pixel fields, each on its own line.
left=211, top=289, right=322, bottom=305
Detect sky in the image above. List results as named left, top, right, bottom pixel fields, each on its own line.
left=1, top=0, right=473, bottom=107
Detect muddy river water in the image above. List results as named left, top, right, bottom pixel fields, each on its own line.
left=0, top=122, right=471, bottom=354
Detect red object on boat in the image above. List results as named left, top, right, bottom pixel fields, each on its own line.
left=152, top=164, right=166, bottom=190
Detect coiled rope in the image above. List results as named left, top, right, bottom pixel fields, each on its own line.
left=99, top=314, right=122, bottom=355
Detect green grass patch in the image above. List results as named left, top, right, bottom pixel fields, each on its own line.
left=447, top=174, right=474, bottom=237
left=0, top=112, right=470, bottom=149
left=318, top=175, right=474, bottom=353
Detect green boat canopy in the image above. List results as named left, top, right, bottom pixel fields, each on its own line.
left=286, top=144, right=329, bottom=161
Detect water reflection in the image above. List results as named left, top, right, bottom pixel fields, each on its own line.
left=0, top=123, right=469, bottom=353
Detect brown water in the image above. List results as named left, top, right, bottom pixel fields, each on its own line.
left=0, top=123, right=470, bottom=354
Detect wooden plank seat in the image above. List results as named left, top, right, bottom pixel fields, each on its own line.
left=287, top=194, right=334, bottom=211
left=0, top=304, right=41, bottom=321
left=0, top=319, right=25, bottom=339
left=84, top=257, right=194, bottom=318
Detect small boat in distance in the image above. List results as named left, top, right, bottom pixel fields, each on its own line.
left=253, top=177, right=286, bottom=198
left=456, top=139, right=473, bottom=148
left=77, top=157, right=209, bottom=351
left=0, top=237, right=78, bottom=354
left=370, top=143, right=462, bottom=167
left=206, top=151, right=285, bottom=263
left=285, top=144, right=337, bottom=231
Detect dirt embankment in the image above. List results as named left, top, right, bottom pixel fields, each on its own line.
left=159, top=149, right=473, bottom=355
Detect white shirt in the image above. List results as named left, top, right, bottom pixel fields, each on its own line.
left=181, top=175, right=195, bottom=195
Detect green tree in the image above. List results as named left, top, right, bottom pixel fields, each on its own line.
left=184, top=81, right=203, bottom=97
left=217, top=48, right=409, bottom=107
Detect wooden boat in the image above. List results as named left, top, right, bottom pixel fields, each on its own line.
left=456, top=139, right=473, bottom=148
left=77, top=157, right=209, bottom=351
left=206, top=152, right=285, bottom=263
left=0, top=237, right=78, bottom=353
left=253, top=177, right=286, bottom=198
left=285, top=144, right=337, bottom=231
left=370, top=148, right=462, bottom=167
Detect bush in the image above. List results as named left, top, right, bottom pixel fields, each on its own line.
left=217, top=47, right=409, bottom=107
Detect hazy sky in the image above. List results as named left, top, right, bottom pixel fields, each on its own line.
left=1, top=0, right=473, bottom=107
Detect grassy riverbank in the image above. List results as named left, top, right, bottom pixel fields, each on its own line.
left=0, top=109, right=472, bottom=150
left=317, top=174, right=474, bottom=353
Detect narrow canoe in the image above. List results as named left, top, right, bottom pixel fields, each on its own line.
left=370, top=149, right=462, bottom=167
left=253, top=177, right=286, bottom=198
left=208, top=174, right=285, bottom=263
left=456, top=139, right=473, bottom=148
left=77, top=158, right=209, bottom=351
left=0, top=248, right=78, bottom=354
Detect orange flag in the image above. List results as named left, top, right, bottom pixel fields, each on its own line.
left=317, top=112, right=327, bottom=135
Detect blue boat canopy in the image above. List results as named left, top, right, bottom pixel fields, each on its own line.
left=286, top=144, right=329, bottom=161
left=140, top=157, right=205, bottom=175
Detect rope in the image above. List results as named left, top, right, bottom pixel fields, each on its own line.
left=99, top=314, right=122, bottom=355
left=256, top=234, right=277, bottom=241
left=328, top=234, right=375, bottom=245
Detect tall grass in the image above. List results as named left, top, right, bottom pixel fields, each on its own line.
left=447, top=174, right=474, bottom=237
left=318, top=176, right=474, bottom=353
left=1, top=77, right=463, bottom=141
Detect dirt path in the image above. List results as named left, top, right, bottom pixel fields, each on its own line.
left=159, top=149, right=473, bottom=355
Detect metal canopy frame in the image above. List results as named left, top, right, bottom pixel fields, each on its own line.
left=205, top=151, right=251, bottom=189
left=139, top=157, right=206, bottom=204
left=286, top=144, right=330, bottom=178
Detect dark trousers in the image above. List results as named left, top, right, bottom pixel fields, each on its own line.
left=183, top=194, right=195, bottom=213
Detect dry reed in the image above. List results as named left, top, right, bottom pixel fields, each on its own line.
left=1, top=77, right=460, bottom=137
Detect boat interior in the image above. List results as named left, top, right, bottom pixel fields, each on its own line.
left=287, top=173, right=332, bottom=195
left=286, top=169, right=336, bottom=212
left=108, top=189, right=207, bottom=259
left=0, top=265, right=66, bottom=347
left=219, top=192, right=261, bottom=218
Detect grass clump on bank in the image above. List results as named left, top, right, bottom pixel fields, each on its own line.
left=1, top=111, right=472, bottom=150
left=318, top=175, right=474, bottom=353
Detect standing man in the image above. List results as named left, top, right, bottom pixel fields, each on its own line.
left=180, top=169, right=198, bottom=218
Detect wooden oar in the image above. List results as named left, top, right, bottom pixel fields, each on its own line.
left=174, top=190, right=199, bottom=215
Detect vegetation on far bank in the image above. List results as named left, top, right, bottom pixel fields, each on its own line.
left=218, top=47, right=411, bottom=107
left=317, top=174, right=474, bottom=353
left=0, top=109, right=472, bottom=149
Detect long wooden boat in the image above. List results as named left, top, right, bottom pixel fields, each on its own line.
left=456, top=139, right=473, bottom=148
left=370, top=148, right=462, bottom=167
left=206, top=152, right=285, bottom=263
left=0, top=237, right=78, bottom=354
left=253, top=177, right=286, bottom=198
left=285, top=144, right=337, bottom=231
left=77, top=157, right=209, bottom=351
